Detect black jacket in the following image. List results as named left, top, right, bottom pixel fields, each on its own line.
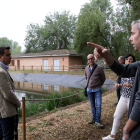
left=110, top=60, right=140, bottom=139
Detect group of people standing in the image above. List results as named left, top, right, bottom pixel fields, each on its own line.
left=85, top=52, right=137, bottom=140
left=87, top=19, right=140, bottom=140
left=0, top=18, right=140, bottom=140
left=103, top=54, right=136, bottom=140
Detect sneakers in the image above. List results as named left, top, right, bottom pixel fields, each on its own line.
left=95, top=122, right=104, bottom=128
left=88, top=118, right=95, bottom=124
left=102, top=135, right=115, bottom=140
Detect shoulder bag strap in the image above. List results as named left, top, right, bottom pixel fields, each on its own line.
left=86, top=64, right=97, bottom=87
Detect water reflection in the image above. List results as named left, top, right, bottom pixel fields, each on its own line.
left=15, top=90, right=48, bottom=101
left=14, top=81, right=77, bottom=100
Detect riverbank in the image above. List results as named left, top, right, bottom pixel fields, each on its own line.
left=17, top=87, right=108, bottom=118
left=18, top=88, right=127, bottom=140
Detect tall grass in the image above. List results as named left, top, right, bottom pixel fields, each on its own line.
left=18, top=87, right=108, bottom=117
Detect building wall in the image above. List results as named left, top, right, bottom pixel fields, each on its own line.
left=69, top=56, right=83, bottom=69
left=10, top=56, right=69, bottom=66
left=10, top=55, right=82, bottom=71
left=69, top=56, right=82, bottom=65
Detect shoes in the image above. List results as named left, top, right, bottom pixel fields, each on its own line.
left=102, top=135, right=115, bottom=140
left=95, top=122, right=104, bottom=128
left=88, top=118, right=95, bottom=124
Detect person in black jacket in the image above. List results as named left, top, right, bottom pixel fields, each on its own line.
left=87, top=19, right=140, bottom=140
left=102, top=54, right=136, bottom=140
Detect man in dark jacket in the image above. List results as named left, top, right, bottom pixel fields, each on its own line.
left=87, top=19, right=140, bottom=140
left=85, top=54, right=105, bottom=128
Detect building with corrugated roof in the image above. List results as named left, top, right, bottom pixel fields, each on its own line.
left=10, top=49, right=82, bottom=71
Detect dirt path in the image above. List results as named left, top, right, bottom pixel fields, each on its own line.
left=18, top=89, right=127, bottom=140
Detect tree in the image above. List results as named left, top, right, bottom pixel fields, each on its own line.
left=0, top=37, right=12, bottom=47
left=110, top=3, right=132, bottom=57
left=44, top=10, right=77, bottom=50
left=117, top=0, right=140, bottom=20
left=11, top=41, right=22, bottom=54
left=24, top=23, right=44, bottom=53
left=73, top=0, right=114, bottom=64
left=73, top=0, right=140, bottom=63
left=115, top=0, right=140, bottom=60
left=0, top=37, right=21, bottom=54
left=25, top=10, right=77, bottom=53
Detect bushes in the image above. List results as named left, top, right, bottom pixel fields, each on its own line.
left=18, top=87, right=107, bottom=117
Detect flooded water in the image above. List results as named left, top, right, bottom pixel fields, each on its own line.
left=14, top=81, right=78, bottom=100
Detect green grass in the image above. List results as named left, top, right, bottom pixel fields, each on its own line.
left=18, top=87, right=108, bottom=118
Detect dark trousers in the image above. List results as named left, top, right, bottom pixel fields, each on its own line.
left=116, top=78, right=121, bottom=102
left=0, top=115, right=16, bottom=140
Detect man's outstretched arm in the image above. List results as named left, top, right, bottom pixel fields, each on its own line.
left=87, top=42, right=114, bottom=66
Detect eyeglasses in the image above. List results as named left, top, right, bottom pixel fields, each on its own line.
left=88, top=57, right=94, bottom=60
left=125, top=58, right=133, bottom=61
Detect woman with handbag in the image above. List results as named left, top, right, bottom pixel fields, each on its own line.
left=102, top=54, right=136, bottom=140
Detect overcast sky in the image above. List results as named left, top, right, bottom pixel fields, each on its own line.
left=0, top=0, right=116, bottom=51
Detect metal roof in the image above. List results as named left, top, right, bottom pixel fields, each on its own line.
left=12, top=49, right=80, bottom=58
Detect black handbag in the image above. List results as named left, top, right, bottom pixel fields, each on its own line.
left=84, top=64, right=97, bottom=96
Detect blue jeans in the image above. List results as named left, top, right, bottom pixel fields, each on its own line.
left=116, top=78, right=121, bottom=101
left=87, top=90, right=102, bottom=122
left=0, top=115, right=16, bottom=140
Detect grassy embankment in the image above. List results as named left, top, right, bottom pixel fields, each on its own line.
left=18, top=87, right=108, bottom=118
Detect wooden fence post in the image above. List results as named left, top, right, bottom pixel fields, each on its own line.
left=22, top=97, right=26, bottom=140
left=63, top=65, right=64, bottom=72
left=32, top=65, right=33, bottom=72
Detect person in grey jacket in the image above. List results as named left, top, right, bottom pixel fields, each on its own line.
left=87, top=19, right=140, bottom=140
left=0, top=47, right=21, bottom=140
left=85, top=54, right=105, bottom=128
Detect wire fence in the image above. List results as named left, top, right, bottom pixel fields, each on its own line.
left=9, top=64, right=109, bottom=74
left=21, top=90, right=83, bottom=140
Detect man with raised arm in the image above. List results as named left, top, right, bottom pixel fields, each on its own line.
left=87, top=19, right=140, bottom=140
